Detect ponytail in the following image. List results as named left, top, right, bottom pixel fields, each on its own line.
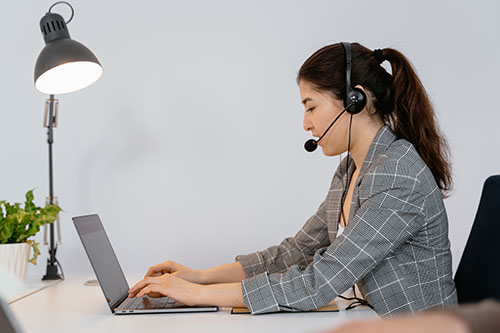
left=382, top=48, right=452, bottom=196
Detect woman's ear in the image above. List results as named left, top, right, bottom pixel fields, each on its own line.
left=354, top=85, right=376, bottom=115
left=354, top=84, right=365, bottom=93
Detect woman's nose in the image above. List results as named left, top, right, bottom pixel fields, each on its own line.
left=303, top=113, right=313, bottom=131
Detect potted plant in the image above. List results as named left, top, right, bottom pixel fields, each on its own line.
left=0, top=190, right=61, bottom=281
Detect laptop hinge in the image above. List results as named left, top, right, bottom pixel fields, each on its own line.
left=111, top=293, right=130, bottom=311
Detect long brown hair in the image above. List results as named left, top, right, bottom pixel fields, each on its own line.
left=297, top=43, right=452, bottom=196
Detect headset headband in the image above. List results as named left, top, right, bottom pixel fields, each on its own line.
left=341, top=42, right=353, bottom=99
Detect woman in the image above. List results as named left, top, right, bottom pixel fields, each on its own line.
left=128, top=42, right=457, bottom=317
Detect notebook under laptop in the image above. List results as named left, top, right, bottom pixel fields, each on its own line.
left=73, top=214, right=218, bottom=314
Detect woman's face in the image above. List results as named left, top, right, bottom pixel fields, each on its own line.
left=299, top=80, right=350, bottom=156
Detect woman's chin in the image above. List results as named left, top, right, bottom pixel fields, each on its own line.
left=320, top=145, right=344, bottom=157
left=320, top=146, right=335, bottom=156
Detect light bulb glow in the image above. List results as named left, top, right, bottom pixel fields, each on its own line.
left=35, top=61, right=103, bottom=94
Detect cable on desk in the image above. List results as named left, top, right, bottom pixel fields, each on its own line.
left=337, top=286, right=374, bottom=310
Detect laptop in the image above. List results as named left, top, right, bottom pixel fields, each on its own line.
left=73, top=214, right=218, bottom=314
left=0, top=297, right=22, bottom=333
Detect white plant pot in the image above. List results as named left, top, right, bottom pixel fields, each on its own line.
left=0, top=243, right=30, bottom=281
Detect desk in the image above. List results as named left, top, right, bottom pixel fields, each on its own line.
left=9, top=275, right=377, bottom=333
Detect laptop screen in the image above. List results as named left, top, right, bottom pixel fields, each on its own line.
left=73, top=214, right=130, bottom=310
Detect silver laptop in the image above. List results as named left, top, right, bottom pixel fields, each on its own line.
left=73, top=214, right=218, bottom=314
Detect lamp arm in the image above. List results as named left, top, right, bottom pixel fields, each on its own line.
left=42, top=95, right=63, bottom=280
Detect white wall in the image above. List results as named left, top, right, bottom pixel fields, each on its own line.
left=1, top=0, right=499, bottom=278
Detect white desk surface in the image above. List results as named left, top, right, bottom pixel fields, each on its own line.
left=6, top=275, right=61, bottom=304
left=9, top=275, right=377, bottom=333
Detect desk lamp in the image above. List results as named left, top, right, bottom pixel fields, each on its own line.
left=34, top=1, right=103, bottom=280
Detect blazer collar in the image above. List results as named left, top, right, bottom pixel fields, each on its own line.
left=335, top=124, right=397, bottom=185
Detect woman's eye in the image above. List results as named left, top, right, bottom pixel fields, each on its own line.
left=306, top=107, right=315, bottom=112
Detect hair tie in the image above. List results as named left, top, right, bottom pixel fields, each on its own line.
left=373, top=49, right=385, bottom=64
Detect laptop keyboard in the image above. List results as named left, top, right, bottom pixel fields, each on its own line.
left=121, top=296, right=185, bottom=310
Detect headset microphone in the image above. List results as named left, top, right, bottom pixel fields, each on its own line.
left=304, top=138, right=318, bottom=152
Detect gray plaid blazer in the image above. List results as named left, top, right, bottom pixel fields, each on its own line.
left=236, top=125, right=457, bottom=317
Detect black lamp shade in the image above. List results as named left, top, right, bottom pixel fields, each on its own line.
left=34, top=12, right=102, bottom=95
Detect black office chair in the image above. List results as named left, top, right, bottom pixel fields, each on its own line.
left=454, top=175, right=500, bottom=303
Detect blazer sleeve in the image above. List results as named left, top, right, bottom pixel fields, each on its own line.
left=240, top=173, right=427, bottom=314
left=235, top=199, right=331, bottom=278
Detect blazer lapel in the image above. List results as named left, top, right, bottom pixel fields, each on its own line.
left=326, top=125, right=397, bottom=242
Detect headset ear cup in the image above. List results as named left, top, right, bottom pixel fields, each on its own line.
left=347, top=88, right=367, bottom=114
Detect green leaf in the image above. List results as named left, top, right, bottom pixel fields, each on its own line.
left=26, top=240, right=40, bottom=265
left=4, top=202, right=20, bottom=215
left=24, top=190, right=36, bottom=213
left=1, top=216, right=17, bottom=244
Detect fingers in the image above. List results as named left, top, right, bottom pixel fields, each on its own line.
left=144, top=260, right=175, bottom=278
left=128, top=277, right=159, bottom=298
left=146, top=291, right=163, bottom=298
left=145, top=265, right=165, bottom=278
left=136, top=284, right=164, bottom=298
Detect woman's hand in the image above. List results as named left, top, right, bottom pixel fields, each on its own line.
left=144, top=260, right=206, bottom=284
left=129, top=274, right=247, bottom=308
left=128, top=274, right=202, bottom=306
